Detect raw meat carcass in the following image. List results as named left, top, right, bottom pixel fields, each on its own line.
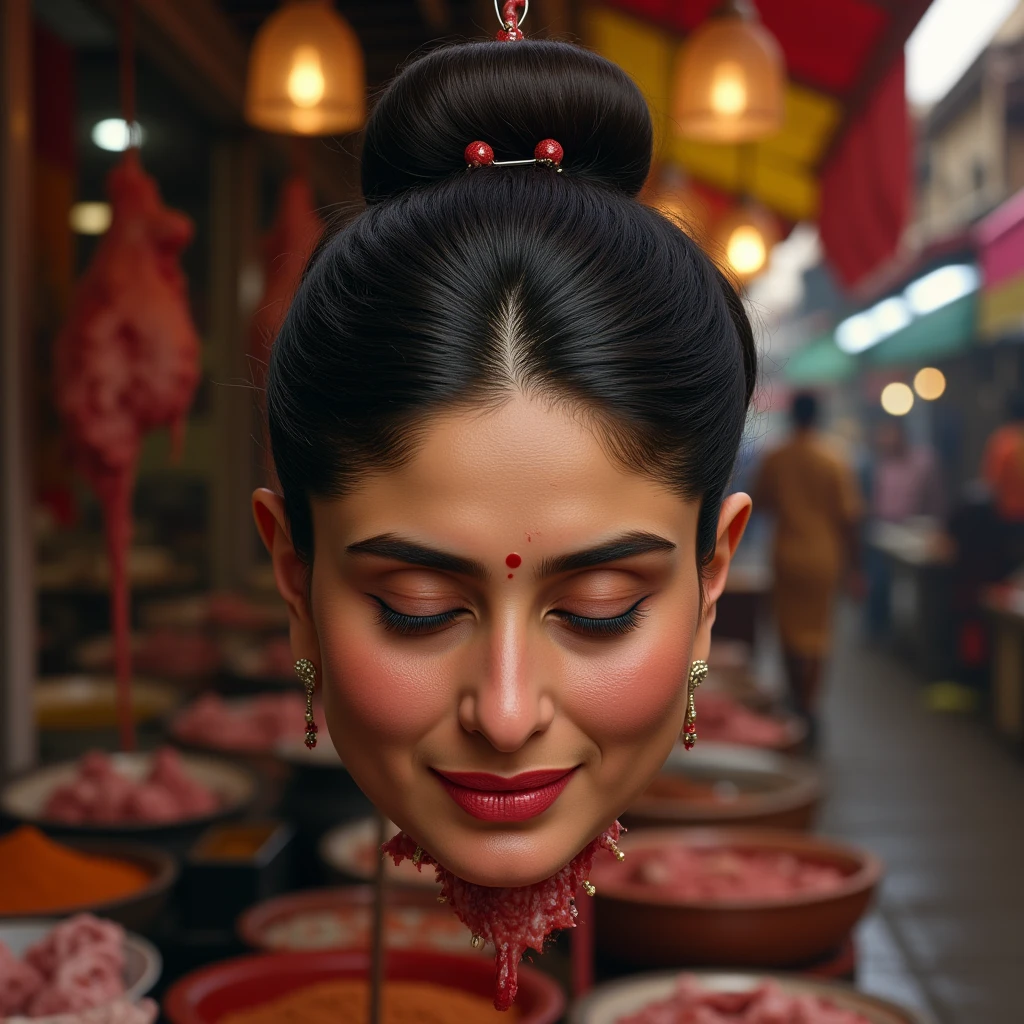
left=247, top=174, right=323, bottom=379
left=54, top=151, right=200, bottom=749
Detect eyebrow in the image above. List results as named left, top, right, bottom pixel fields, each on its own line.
left=537, top=531, right=676, bottom=577
left=346, top=530, right=675, bottom=580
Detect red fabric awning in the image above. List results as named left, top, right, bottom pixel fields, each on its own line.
left=594, top=0, right=933, bottom=288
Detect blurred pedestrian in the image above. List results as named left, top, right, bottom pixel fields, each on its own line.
left=981, top=390, right=1024, bottom=574
left=753, top=392, right=863, bottom=738
left=864, top=416, right=946, bottom=636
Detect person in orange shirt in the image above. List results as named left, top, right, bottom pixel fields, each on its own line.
left=754, top=392, right=863, bottom=739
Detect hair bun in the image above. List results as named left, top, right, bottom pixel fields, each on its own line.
left=361, top=40, right=653, bottom=203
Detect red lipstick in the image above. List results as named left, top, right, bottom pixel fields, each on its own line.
left=433, top=767, right=578, bottom=821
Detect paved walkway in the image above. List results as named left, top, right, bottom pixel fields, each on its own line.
left=817, top=612, right=1024, bottom=1024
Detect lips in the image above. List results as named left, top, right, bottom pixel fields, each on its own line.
left=433, top=767, right=579, bottom=822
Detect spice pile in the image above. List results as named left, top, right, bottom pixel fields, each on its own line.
left=0, top=828, right=150, bottom=916
left=617, top=975, right=874, bottom=1023
left=0, top=916, right=127, bottom=1018
left=629, top=846, right=846, bottom=902
left=44, top=749, right=218, bottom=824
left=217, top=980, right=514, bottom=1024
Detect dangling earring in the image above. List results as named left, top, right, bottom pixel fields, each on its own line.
left=682, top=659, right=708, bottom=750
left=295, top=658, right=319, bottom=749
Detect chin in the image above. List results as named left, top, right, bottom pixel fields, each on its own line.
left=407, top=813, right=606, bottom=888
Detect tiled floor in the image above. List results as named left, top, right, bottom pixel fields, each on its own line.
left=817, top=612, right=1024, bottom=1024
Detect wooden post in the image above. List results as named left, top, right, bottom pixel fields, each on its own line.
left=0, top=0, right=37, bottom=777
left=209, top=134, right=260, bottom=590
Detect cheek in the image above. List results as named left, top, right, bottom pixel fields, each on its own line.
left=562, top=617, right=693, bottom=739
left=316, top=616, right=450, bottom=743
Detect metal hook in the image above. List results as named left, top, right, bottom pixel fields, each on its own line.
left=494, top=0, right=529, bottom=31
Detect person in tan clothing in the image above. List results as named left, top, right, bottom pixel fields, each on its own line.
left=754, top=392, right=863, bottom=732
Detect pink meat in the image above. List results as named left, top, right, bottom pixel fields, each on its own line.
left=44, top=748, right=219, bottom=824
left=54, top=150, right=200, bottom=752
left=26, top=950, right=123, bottom=1018
left=247, top=174, right=324, bottom=377
left=383, top=821, right=623, bottom=1011
left=24, top=917, right=124, bottom=980
left=0, top=943, right=44, bottom=1017
left=173, top=692, right=317, bottom=752
left=3, top=997, right=160, bottom=1024
left=696, top=693, right=790, bottom=748
left=628, top=846, right=846, bottom=902
left=618, top=975, right=874, bottom=1024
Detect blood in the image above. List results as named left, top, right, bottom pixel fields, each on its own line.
left=507, top=574, right=514, bottom=580
left=505, top=553, right=522, bottom=568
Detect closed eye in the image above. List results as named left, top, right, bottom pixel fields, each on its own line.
left=373, top=598, right=466, bottom=636
left=551, top=596, right=649, bottom=637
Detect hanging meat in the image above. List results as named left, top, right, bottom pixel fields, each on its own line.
left=54, top=150, right=201, bottom=749
left=248, top=173, right=324, bottom=379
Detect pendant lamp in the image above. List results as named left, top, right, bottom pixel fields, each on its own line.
left=673, top=0, right=785, bottom=143
left=246, top=0, right=365, bottom=136
left=711, top=203, right=778, bottom=282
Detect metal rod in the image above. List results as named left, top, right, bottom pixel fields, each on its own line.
left=369, top=812, right=388, bottom=1024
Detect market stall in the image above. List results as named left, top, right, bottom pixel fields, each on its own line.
left=0, top=0, right=947, bottom=1022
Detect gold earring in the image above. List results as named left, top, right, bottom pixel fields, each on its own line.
left=295, top=658, right=318, bottom=749
left=682, top=659, right=708, bottom=750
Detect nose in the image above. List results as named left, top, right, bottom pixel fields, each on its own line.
left=458, top=617, right=554, bottom=753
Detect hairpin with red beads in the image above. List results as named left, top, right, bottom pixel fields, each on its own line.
left=464, top=139, right=564, bottom=172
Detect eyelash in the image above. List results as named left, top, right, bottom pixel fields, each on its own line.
left=553, top=597, right=649, bottom=637
left=373, top=597, right=649, bottom=637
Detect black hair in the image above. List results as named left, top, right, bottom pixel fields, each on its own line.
left=267, top=40, right=757, bottom=586
left=791, top=391, right=818, bottom=429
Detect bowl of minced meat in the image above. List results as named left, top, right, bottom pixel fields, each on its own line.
left=569, top=972, right=934, bottom=1024
left=591, top=829, right=882, bottom=969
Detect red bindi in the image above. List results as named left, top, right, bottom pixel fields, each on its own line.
left=505, top=553, right=522, bottom=569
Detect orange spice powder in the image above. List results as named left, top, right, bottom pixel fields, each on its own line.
left=0, top=826, right=151, bottom=915
left=218, top=980, right=518, bottom=1024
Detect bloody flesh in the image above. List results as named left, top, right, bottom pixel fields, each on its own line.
left=382, top=821, right=622, bottom=1011
left=54, top=152, right=200, bottom=750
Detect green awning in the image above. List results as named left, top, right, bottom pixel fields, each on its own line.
left=784, top=335, right=857, bottom=384
left=864, top=293, right=977, bottom=366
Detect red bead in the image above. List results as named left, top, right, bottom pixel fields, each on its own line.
left=465, top=141, right=494, bottom=167
left=684, top=722, right=696, bottom=733
left=534, top=139, right=564, bottom=167
left=683, top=737, right=695, bottom=750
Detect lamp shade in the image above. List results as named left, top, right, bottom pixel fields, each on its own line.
left=710, top=203, right=779, bottom=282
left=672, top=0, right=785, bottom=143
left=245, top=0, right=365, bottom=136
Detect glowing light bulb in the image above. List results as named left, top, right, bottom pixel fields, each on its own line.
left=287, top=46, right=326, bottom=108
left=727, top=224, right=767, bottom=276
left=91, top=118, right=144, bottom=152
left=710, top=61, right=747, bottom=116
left=69, top=202, right=112, bottom=235
left=881, top=382, right=914, bottom=417
left=914, top=367, right=946, bottom=401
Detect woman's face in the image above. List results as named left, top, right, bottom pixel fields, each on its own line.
left=257, top=394, right=749, bottom=886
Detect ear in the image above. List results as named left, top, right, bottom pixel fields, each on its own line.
left=252, top=488, right=321, bottom=679
left=691, top=491, right=753, bottom=662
